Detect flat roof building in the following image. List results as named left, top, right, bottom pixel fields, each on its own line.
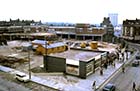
left=44, top=48, right=107, bottom=79
left=43, top=41, right=118, bottom=78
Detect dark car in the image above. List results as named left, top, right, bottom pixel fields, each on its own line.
left=132, top=61, right=139, bottom=67
left=103, top=83, right=116, bottom=91
left=136, top=54, right=140, bottom=60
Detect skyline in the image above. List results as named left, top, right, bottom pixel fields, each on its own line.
left=0, top=0, right=140, bottom=24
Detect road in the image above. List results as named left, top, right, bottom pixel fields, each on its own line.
left=0, top=72, right=31, bottom=91
left=99, top=43, right=140, bottom=91
left=107, top=64, right=140, bottom=91
left=0, top=71, right=57, bottom=91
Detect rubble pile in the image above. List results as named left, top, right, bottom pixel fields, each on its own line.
left=0, top=55, right=28, bottom=68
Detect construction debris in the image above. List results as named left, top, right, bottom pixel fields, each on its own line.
left=0, top=55, right=28, bottom=68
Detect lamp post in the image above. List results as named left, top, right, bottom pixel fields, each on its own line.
left=44, top=36, right=48, bottom=70
left=45, top=36, right=47, bottom=55
left=28, top=35, right=31, bottom=79
left=28, top=48, right=31, bottom=79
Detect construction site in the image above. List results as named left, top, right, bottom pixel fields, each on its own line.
left=1, top=35, right=136, bottom=91
left=0, top=39, right=119, bottom=74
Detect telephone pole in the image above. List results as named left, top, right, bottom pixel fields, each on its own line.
left=28, top=49, right=31, bottom=79
left=28, top=35, right=31, bottom=79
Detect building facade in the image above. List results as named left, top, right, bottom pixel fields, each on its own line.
left=49, top=24, right=106, bottom=41
left=100, top=17, right=114, bottom=42
left=122, top=19, right=140, bottom=42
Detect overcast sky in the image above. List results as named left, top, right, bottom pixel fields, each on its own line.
left=0, top=0, right=140, bottom=24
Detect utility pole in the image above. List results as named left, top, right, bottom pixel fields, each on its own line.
left=44, top=25, right=49, bottom=70
left=28, top=49, right=31, bottom=79
left=44, top=35, right=48, bottom=70
left=45, top=36, right=47, bottom=55
left=28, top=35, right=31, bottom=79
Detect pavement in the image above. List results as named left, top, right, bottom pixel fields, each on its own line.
left=0, top=50, right=137, bottom=91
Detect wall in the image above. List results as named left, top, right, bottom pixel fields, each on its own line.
left=79, top=61, right=86, bottom=79
left=44, top=56, right=66, bottom=72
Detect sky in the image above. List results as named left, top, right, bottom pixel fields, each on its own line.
left=0, top=0, right=140, bottom=24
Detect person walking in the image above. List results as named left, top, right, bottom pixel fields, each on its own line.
left=100, top=66, right=103, bottom=75
left=126, top=51, right=128, bottom=60
left=122, top=52, right=124, bottom=62
left=92, top=81, right=96, bottom=91
left=112, top=61, right=115, bottom=68
left=104, top=62, right=108, bottom=69
left=125, top=49, right=128, bottom=60
left=132, top=82, right=136, bottom=91
left=122, top=66, right=125, bottom=73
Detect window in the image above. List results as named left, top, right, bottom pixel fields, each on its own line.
left=66, top=64, right=79, bottom=75
left=86, top=62, right=93, bottom=76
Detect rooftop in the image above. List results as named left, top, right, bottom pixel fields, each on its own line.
left=30, top=33, right=55, bottom=36
left=49, top=49, right=102, bottom=62
left=32, top=40, right=67, bottom=49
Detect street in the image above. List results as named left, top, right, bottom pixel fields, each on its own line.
left=106, top=64, right=140, bottom=91
left=0, top=71, right=57, bottom=91
left=99, top=43, right=140, bottom=91
left=0, top=71, right=31, bottom=91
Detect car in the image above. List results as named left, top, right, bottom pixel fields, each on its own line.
left=132, top=61, right=139, bottom=67
left=136, top=54, right=140, bottom=60
left=15, top=73, right=30, bottom=82
left=103, top=83, right=116, bottom=91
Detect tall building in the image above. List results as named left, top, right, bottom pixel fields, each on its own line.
left=108, top=13, right=118, bottom=27
left=100, top=17, right=114, bottom=43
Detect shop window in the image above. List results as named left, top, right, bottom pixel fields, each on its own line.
left=86, top=62, right=93, bottom=76
left=66, top=64, right=79, bottom=76
left=94, top=59, right=101, bottom=69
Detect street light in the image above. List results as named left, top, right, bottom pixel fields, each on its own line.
left=44, top=36, right=47, bottom=55
left=43, top=36, right=48, bottom=71
left=28, top=48, right=31, bottom=79
left=28, top=35, right=31, bottom=79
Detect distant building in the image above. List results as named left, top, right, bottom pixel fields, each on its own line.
left=114, top=25, right=122, bottom=37
left=49, top=24, right=106, bottom=41
left=108, top=13, right=118, bottom=27
left=100, top=17, right=114, bottom=43
left=122, top=19, right=140, bottom=42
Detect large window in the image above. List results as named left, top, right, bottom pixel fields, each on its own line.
left=94, top=55, right=101, bottom=69
left=66, top=64, right=79, bottom=76
left=66, top=59, right=79, bottom=75
left=94, top=59, right=101, bottom=69
left=130, top=27, right=134, bottom=37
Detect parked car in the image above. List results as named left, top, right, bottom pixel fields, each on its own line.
left=136, top=54, right=140, bottom=60
left=103, top=83, right=116, bottom=91
left=15, top=73, right=30, bottom=82
left=132, top=61, right=139, bottom=67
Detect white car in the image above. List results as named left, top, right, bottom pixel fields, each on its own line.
left=15, top=73, right=30, bottom=82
